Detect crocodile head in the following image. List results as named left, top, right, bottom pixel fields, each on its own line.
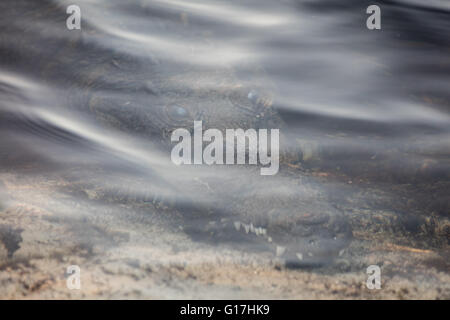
left=83, top=52, right=281, bottom=146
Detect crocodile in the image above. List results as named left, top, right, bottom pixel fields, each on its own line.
left=0, top=0, right=352, bottom=267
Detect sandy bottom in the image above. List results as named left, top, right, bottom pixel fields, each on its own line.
left=0, top=169, right=449, bottom=299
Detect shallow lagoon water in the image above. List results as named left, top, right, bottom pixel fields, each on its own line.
left=0, top=0, right=449, bottom=299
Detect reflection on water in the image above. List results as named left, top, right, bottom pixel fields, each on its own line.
left=0, top=0, right=449, bottom=298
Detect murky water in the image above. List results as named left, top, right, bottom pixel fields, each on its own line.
left=0, top=0, right=449, bottom=298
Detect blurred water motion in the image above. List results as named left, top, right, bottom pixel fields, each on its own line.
left=0, top=0, right=449, bottom=297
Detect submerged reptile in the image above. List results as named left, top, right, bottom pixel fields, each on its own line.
left=0, top=0, right=352, bottom=267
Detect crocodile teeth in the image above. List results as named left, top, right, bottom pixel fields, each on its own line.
left=276, top=246, right=286, bottom=257
left=296, top=253, right=303, bottom=261
left=232, top=222, right=266, bottom=237
left=255, top=226, right=263, bottom=236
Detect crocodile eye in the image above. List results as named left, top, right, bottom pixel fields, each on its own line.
left=247, top=90, right=260, bottom=104
left=165, top=104, right=190, bottom=121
